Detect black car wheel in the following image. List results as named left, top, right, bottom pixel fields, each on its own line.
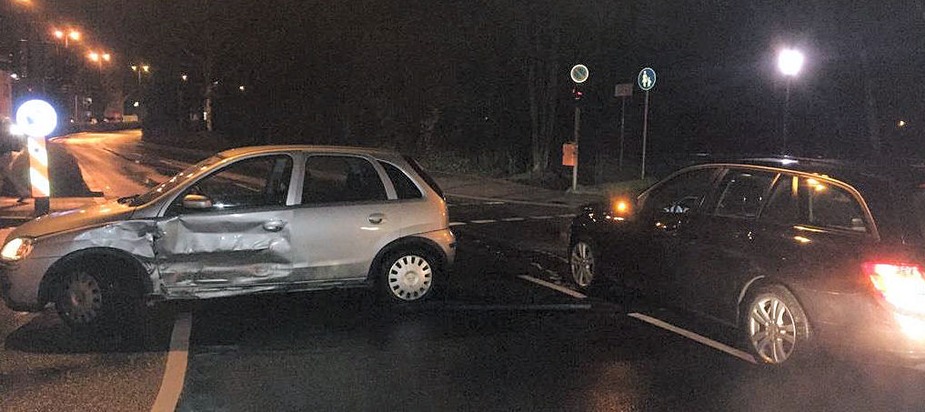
left=54, top=261, right=141, bottom=332
left=568, top=240, right=596, bottom=289
left=742, top=285, right=811, bottom=366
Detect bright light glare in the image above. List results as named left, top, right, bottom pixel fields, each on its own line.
left=866, top=262, right=925, bottom=316
left=1, top=238, right=33, bottom=261
left=69, top=31, right=80, bottom=41
left=778, top=49, right=804, bottom=76
left=894, top=313, right=925, bottom=341
left=88, top=52, right=99, bottom=62
left=9, top=123, right=23, bottom=136
left=102, top=53, right=111, bottom=61
left=899, top=120, right=907, bottom=127
left=53, top=30, right=64, bottom=39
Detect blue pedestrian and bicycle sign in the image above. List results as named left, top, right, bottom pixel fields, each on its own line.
left=638, top=67, right=656, bottom=91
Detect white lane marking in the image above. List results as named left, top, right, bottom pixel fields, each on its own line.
left=485, top=201, right=506, bottom=205
left=446, top=193, right=579, bottom=209
left=470, top=219, right=497, bottom=224
left=629, top=313, right=757, bottom=364
left=447, top=303, right=592, bottom=311
left=151, top=311, right=193, bottom=412
left=529, top=215, right=554, bottom=220
left=449, top=222, right=467, bottom=227
left=558, top=214, right=577, bottom=218
left=517, top=275, right=588, bottom=299
left=501, top=217, right=526, bottom=222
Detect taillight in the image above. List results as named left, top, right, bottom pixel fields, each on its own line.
left=864, top=262, right=925, bottom=315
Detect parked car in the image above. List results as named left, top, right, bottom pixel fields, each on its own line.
left=567, top=157, right=925, bottom=366
left=0, top=146, right=455, bottom=330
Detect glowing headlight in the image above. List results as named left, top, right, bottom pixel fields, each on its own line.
left=1, top=237, right=34, bottom=262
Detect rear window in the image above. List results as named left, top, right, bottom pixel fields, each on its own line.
left=403, top=155, right=444, bottom=199
left=379, top=161, right=423, bottom=199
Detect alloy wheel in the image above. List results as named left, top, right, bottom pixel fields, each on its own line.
left=747, top=295, right=798, bottom=364
left=570, top=241, right=595, bottom=288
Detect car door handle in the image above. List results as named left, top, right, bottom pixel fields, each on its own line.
left=368, top=213, right=386, bottom=224
left=263, top=220, right=287, bottom=232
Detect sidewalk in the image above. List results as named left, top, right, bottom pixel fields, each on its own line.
left=0, top=197, right=107, bottom=227
left=433, top=172, right=604, bottom=209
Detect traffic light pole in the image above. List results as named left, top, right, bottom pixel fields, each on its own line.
left=572, top=104, right=580, bottom=192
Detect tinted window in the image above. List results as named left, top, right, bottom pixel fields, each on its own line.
left=403, top=155, right=444, bottom=199
left=380, top=161, right=423, bottom=199
left=761, top=175, right=800, bottom=224
left=714, top=170, right=777, bottom=218
left=173, top=154, right=292, bottom=213
left=643, top=168, right=718, bottom=214
left=801, top=178, right=868, bottom=233
left=302, top=156, right=387, bottom=204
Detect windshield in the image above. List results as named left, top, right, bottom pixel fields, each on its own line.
left=130, top=155, right=225, bottom=206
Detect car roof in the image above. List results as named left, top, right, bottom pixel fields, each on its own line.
left=217, top=145, right=403, bottom=160
left=688, top=156, right=925, bottom=189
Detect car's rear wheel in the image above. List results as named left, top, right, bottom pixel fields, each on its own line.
left=379, top=249, right=438, bottom=303
left=568, top=240, right=596, bottom=289
left=742, top=285, right=811, bottom=366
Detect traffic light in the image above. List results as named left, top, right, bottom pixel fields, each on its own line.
left=572, top=86, right=583, bottom=101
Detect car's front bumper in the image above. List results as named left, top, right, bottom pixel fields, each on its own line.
left=0, top=257, right=56, bottom=312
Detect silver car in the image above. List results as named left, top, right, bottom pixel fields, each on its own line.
left=0, top=145, right=455, bottom=329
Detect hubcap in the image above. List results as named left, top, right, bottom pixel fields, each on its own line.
left=570, top=242, right=594, bottom=287
left=388, top=255, right=432, bottom=301
left=61, top=271, right=103, bottom=324
left=748, top=296, right=797, bottom=364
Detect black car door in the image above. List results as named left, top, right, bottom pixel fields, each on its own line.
left=675, top=168, right=778, bottom=323
left=630, top=167, right=721, bottom=296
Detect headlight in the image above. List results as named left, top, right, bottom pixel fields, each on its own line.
left=1, top=237, right=34, bottom=262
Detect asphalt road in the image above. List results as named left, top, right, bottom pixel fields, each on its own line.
left=3, top=131, right=925, bottom=411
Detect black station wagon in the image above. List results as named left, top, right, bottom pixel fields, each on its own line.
left=568, top=158, right=925, bottom=366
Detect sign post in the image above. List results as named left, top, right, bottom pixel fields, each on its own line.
left=637, top=68, right=656, bottom=179
left=15, top=100, right=57, bottom=216
left=614, top=83, right=633, bottom=171
left=569, top=64, right=589, bottom=192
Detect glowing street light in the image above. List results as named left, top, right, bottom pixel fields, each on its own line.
left=778, top=48, right=805, bottom=154
left=52, top=29, right=81, bottom=48
left=131, top=64, right=151, bottom=85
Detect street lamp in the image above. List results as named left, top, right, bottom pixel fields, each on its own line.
left=131, top=64, right=150, bottom=85
left=778, top=48, right=804, bottom=154
left=87, top=51, right=111, bottom=73
left=52, top=29, right=80, bottom=48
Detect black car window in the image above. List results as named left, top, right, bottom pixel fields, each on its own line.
left=643, top=168, right=718, bottom=215
left=714, top=169, right=777, bottom=218
left=169, top=154, right=293, bottom=215
left=302, top=156, right=387, bottom=204
left=760, top=175, right=800, bottom=225
left=379, top=161, right=423, bottom=199
left=800, top=178, right=868, bottom=233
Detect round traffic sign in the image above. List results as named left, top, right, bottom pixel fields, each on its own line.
left=638, top=67, right=656, bottom=91
left=570, top=64, right=589, bottom=84
left=15, top=100, right=58, bottom=138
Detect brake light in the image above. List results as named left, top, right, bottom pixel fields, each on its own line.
left=864, top=262, right=925, bottom=315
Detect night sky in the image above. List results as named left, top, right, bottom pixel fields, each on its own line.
left=20, top=1, right=925, bottom=168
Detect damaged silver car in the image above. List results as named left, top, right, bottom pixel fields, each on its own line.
left=0, top=146, right=455, bottom=329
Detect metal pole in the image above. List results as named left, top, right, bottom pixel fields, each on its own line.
left=619, top=95, right=626, bottom=171
left=572, top=105, right=580, bottom=192
left=782, top=80, right=790, bottom=155
left=641, top=90, right=649, bottom=179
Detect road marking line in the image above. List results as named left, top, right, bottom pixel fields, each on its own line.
left=558, top=214, right=577, bottom=218
left=628, top=312, right=757, bottom=364
left=151, top=311, right=193, bottom=412
left=449, top=222, right=467, bottom=227
left=529, top=215, right=554, bottom=220
left=501, top=217, right=526, bottom=222
left=470, top=219, right=497, bottom=224
left=517, top=275, right=587, bottom=299
left=485, top=201, right=507, bottom=205
left=447, top=303, right=592, bottom=311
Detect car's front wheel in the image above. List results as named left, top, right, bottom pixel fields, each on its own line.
left=742, top=285, right=811, bottom=366
left=568, top=240, right=596, bottom=290
left=54, top=263, right=139, bottom=331
left=379, top=249, right=438, bottom=303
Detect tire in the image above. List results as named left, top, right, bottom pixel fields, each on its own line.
left=742, top=285, right=812, bottom=366
left=568, top=239, right=596, bottom=290
left=378, top=248, right=439, bottom=303
left=54, top=262, right=140, bottom=332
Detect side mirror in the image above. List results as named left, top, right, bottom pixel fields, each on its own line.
left=182, top=194, right=213, bottom=210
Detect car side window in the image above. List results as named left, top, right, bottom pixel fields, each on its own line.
left=642, top=168, right=718, bottom=215
left=170, top=154, right=293, bottom=215
left=713, top=169, right=777, bottom=218
left=800, top=177, right=869, bottom=233
left=302, top=156, right=387, bottom=204
left=379, top=161, right=423, bottom=199
left=760, top=175, right=800, bottom=224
